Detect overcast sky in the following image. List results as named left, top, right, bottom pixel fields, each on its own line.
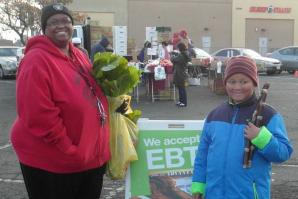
left=0, top=25, right=19, bottom=42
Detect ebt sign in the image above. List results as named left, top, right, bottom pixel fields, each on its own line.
left=126, top=119, right=204, bottom=198
left=144, top=136, right=199, bottom=170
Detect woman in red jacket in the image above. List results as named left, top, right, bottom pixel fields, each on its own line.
left=10, top=3, right=110, bottom=199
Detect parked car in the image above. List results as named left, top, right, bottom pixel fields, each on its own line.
left=0, top=46, right=21, bottom=79
left=191, top=47, right=213, bottom=74
left=16, top=47, right=25, bottom=62
left=267, top=46, right=298, bottom=74
left=211, top=48, right=281, bottom=75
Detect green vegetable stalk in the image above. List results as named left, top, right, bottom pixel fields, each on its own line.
left=92, top=52, right=142, bottom=179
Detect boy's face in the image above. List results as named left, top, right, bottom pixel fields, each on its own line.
left=225, top=73, right=256, bottom=103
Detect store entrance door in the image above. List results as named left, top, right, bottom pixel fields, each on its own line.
left=259, top=37, right=268, bottom=56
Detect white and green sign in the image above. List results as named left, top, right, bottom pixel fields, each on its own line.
left=125, top=119, right=204, bottom=199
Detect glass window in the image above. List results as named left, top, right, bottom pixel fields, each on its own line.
left=72, top=29, right=78, bottom=38
left=215, top=50, right=228, bottom=57
left=280, top=48, right=294, bottom=56
left=0, top=48, right=18, bottom=57
left=293, top=48, right=298, bottom=56
left=231, top=50, right=240, bottom=57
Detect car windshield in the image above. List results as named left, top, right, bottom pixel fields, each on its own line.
left=0, top=48, right=18, bottom=57
left=242, top=49, right=262, bottom=58
left=193, top=48, right=210, bottom=56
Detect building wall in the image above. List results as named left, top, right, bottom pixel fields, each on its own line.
left=68, top=0, right=128, bottom=26
left=68, top=0, right=298, bottom=54
left=128, top=0, right=232, bottom=52
left=0, top=39, right=14, bottom=46
left=245, top=19, right=294, bottom=54
left=233, top=0, right=298, bottom=53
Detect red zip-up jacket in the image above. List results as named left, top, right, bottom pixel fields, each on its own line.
left=11, top=35, right=110, bottom=173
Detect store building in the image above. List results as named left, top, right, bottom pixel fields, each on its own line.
left=68, top=0, right=298, bottom=54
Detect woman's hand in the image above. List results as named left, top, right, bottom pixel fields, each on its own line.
left=244, top=122, right=260, bottom=140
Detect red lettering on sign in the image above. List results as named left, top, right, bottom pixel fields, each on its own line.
left=250, top=6, right=291, bottom=14
left=273, top=7, right=291, bottom=13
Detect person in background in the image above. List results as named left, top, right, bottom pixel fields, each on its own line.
left=137, top=41, right=152, bottom=63
left=72, top=37, right=89, bottom=57
left=179, top=29, right=195, bottom=58
left=171, top=42, right=191, bottom=107
left=10, top=3, right=110, bottom=199
left=179, top=30, right=193, bottom=49
left=159, top=41, right=170, bottom=60
left=90, top=36, right=112, bottom=62
left=172, top=32, right=181, bottom=50
left=191, top=56, right=293, bottom=199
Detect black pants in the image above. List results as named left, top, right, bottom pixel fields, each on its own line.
left=178, top=86, right=187, bottom=105
left=20, top=163, right=106, bottom=199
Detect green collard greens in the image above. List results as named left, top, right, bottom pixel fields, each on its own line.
left=92, top=52, right=141, bottom=97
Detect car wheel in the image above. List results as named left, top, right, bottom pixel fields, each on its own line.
left=0, top=67, right=4, bottom=80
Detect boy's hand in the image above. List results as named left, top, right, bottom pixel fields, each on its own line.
left=244, top=122, right=260, bottom=140
left=193, top=193, right=203, bottom=199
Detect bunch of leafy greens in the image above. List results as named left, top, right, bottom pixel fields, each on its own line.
left=92, top=52, right=142, bottom=124
left=92, top=52, right=141, bottom=97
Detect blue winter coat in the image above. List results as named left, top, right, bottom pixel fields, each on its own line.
left=192, top=95, right=293, bottom=199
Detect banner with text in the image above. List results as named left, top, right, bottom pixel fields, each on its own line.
left=125, top=119, right=204, bottom=199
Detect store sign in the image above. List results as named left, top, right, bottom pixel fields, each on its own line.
left=125, top=119, right=204, bottom=199
left=249, top=6, right=291, bottom=14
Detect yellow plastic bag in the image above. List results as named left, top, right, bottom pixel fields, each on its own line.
left=106, top=95, right=139, bottom=179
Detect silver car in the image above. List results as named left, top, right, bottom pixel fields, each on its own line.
left=211, top=48, right=281, bottom=75
left=267, top=46, right=298, bottom=74
left=0, top=46, right=21, bottom=79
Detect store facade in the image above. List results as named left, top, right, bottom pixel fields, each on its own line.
left=233, top=0, right=298, bottom=55
left=69, top=0, right=298, bottom=54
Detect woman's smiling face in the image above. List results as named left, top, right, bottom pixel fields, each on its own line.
left=44, top=14, right=73, bottom=48
left=225, top=73, right=256, bottom=103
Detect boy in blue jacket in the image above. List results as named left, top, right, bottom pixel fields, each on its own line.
left=191, top=56, right=293, bottom=199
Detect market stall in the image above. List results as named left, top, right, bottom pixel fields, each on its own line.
left=208, top=61, right=226, bottom=95
left=144, top=59, right=176, bottom=102
left=187, top=63, right=202, bottom=86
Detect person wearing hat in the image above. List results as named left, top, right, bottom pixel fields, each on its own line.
left=10, top=3, right=110, bottom=199
left=191, top=56, right=292, bottom=199
left=90, top=36, right=113, bottom=62
left=72, top=37, right=89, bottom=57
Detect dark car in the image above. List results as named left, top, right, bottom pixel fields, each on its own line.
left=211, top=48, right=281, bottom=75
left=267, top=46, right=298, bottom=74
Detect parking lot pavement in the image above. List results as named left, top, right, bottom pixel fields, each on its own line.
left=1, top=73, right=298, bottom=198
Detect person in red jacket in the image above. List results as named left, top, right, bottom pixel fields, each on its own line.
left=10, top=3, right=110, bottom=199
